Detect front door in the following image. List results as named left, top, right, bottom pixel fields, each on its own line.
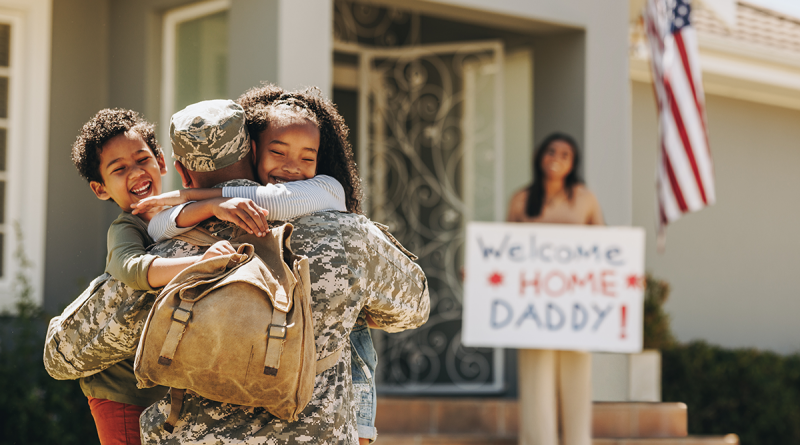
left=343, top=41, right=507, bottom=394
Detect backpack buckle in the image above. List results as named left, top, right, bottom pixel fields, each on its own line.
left=171, top=306, right=192, bottom=325
left=267, top=324, right=287, bottom=339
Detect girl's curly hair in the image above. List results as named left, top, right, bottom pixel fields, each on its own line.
left=238, top=83, right=363, bottom=214
left=71, top=108, right=161, bottom=184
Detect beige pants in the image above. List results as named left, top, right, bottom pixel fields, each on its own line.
left=518, top=349, right=591, bottom=445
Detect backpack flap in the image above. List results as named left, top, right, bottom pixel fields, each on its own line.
left=155, top=244, right=257, bottom=367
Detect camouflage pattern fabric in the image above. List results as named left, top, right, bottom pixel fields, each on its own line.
left=43, top=178, right=430, bottom=445
left=170, top=100, right=251, bottom=172
left=43, top=180, right=254, bottom=381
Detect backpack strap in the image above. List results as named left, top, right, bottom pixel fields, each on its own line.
left=263, top=308, right=287, bottom=376
left=163, top=388, right=185, bottom=433
left=315, top=345, right=345, bottom=375
left=157, top=300, right=195, bottom=366
left=173, top=226, right=222, bottom=247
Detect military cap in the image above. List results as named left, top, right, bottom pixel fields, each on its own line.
left=170, top=99, right=251, bottom=172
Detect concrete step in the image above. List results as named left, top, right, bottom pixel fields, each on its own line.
left=593, top=402, right=687, bottom=438
left=376, top=398, right=690, bottom=438
left=593, top=436, right=739, bottom=445
left=376, top=435, right=739, bottom=445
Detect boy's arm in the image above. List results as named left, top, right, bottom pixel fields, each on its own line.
left=222, top=175, right=347, bottom=220
left=106, top=219, right=160, bottom=291
left=109, top=217, right=235, bottom=289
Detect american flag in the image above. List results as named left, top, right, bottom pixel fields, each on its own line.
left=644, top=0, right=715, bottom=234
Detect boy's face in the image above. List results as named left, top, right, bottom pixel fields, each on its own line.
left=254, top=120, right=319, bottom=185
left=89, top=130, right=167, bottom=212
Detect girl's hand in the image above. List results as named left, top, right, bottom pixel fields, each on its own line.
left=210, top=197, right=270, bottom=236
left=131, top=190, right=188, bottom=214
left=201, top=240, right=236, bottom=261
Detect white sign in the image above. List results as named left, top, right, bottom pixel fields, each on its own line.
left=462, top=223, right=645, bottom=353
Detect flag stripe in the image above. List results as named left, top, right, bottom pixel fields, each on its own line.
left=662, top=143, right=689, bottom=212
left=664, top=76, right=708, bottom=204
left=669, top=65, right=714, bottom=204
left=675, top=31, right=715, bottom=202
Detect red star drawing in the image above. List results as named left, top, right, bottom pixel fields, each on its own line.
left=626, top=274, right=644, bottom=290
left=488, top=271, right=504, bottom=287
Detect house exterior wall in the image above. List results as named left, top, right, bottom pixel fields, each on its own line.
left=43, top=0, right=110, bottom=314
left=424, top=0, right=632, bottom=225
left=632, top=80, right=800, bottom=354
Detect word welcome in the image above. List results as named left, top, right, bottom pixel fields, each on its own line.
left=478, top=235, right=625, bottom=266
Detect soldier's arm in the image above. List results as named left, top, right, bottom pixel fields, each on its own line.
left=43, top=274, right=156, bottom=380
left=358, top=223, right=431, bottom=333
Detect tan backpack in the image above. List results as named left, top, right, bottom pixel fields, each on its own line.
left=134, top=224, right=341, bottom=429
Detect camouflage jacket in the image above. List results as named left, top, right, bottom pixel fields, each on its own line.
left=44, top=179, right=430, bottom=444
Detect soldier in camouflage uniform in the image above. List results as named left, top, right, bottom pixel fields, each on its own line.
left=45, top=100, right=430, bottom=444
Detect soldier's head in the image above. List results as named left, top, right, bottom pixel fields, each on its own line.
left=170, top=99, right=257, bottom=189
left=72, top=108, right=167, bottom=212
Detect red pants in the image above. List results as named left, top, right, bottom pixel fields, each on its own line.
left=87, top=397, right=145, bottom=445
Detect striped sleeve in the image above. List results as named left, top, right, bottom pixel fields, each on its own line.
left=222, top=175, right=346, bottom=221
left=147, top=202, right=196, bottom=242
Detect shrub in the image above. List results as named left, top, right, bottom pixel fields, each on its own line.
left=662, top=342, right=800, bottom=444
left=0, top=223, right=98, bottom=445
left=643, top=274, right=676, bottom=350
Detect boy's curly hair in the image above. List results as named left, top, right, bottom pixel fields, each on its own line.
left=238, top=83, right=363, bottom=214
left=71, top=108, right=161, bottom=184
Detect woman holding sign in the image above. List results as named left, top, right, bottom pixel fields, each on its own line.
left=508, top=132, right=603, bottom=445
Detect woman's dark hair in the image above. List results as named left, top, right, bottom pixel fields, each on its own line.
left=524, top=132, right=583, bottom=217
left=238, top=83, right=363, bottom=214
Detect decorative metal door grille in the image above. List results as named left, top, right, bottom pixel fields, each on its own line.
left=335, top=0, right=506, bottom=394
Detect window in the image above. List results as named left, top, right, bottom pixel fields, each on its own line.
left=161, top=0, right=230, bottom=191
left=0, top=0, right=51, bottom=311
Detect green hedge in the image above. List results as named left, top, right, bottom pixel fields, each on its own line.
left=645, top=275, right=800, bottom=444
left=0, top=312, right=98, bottom=445
left=662, top=342, right=800, bottom=445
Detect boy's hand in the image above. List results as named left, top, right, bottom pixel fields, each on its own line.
left=131, top=190, right=187, bottom=214
left=211, top=197, right=270, bottom=237
left=201, top=240, right=236, bottom=261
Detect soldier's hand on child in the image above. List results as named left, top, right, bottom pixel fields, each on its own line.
left=201, top=240, right=236, bottom=261
left=210, top=197, right=270, bottom=237
left=131, top=190, right=187, bottom=215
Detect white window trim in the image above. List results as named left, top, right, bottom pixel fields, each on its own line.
left=0, top=0, right=51, bottom=311
left=160, top=0, right=231, bottom=191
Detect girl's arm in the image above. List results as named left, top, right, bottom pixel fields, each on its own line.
left=221, top=175, right=346, bottom=220
left=146, top=195, right=269, bottom=242
left=142, top=175, right=346, bottom=241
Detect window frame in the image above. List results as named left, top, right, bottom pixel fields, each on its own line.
left=160, top=0, right=231, bottom=192
left=0, top=0, right=51, bottom=311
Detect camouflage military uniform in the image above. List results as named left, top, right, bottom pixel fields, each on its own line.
left=44, top=179, right=430, bottom=445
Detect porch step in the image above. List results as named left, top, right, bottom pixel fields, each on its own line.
left=376, top=435, right=739, bottom=445
left=593, top=437, right=739, bottom=445
left=377, top=434, right=516, bottom=445
left=376, top=398, right=689, bottom=438
left=593, top=402, right=687, bottom=438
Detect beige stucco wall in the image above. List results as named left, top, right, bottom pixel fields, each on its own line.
left=631, top=80, right=800, bottom=353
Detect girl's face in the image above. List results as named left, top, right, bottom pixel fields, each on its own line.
left=540, top=139, right=574, bottom=181
left=255, top=120, right=320, bottom=185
